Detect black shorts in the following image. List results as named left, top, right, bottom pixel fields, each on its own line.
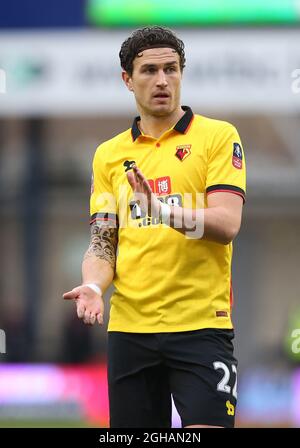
left=107, top=328, right=237, bottom=428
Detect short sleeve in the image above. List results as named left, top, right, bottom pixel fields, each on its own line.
left=206, top=124, right=246, bottom=203
left=90, top=145, right=118, bottom=227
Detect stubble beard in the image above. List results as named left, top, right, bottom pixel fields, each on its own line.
left=142, top=98, right=177, bottom=118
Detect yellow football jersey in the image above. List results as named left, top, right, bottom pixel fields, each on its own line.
left=90, top=106, right=246, bottom=332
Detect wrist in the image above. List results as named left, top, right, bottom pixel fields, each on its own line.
left=83, top=283, right=102, bottom=296
left=159, top=202, right=171, bottom=224
left=148, top=194, right=161, bottom=218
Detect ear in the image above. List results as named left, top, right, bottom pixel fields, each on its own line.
left=122, top=71, right=134, bottom=92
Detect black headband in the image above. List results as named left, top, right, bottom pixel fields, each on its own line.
left=135, top=44, right=179, bottom=57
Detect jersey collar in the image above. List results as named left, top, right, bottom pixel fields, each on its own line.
left=131, top=106, right=194, bottom=142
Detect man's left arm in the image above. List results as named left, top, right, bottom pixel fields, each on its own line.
left=127, top=165, right=243, bottom=244
left=167, top=191, right=243, bottom=244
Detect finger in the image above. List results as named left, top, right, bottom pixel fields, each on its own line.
left=134, top=166, right=143, bottom=178
left=97, top=313, right=103, bottom=325
left=63, top=286, right=82, bottom=300
left=77, top=302, right=85, bottom=319
left=131, top=168, right=146, bottom=193
left=143, top=178, right=153, bottom=195
left=83, top=309, right=91, bottom=324
left=134, top=168, right=152, bottom=194
left=134, top=166, right=144, bottom=183
left=132, top=165, right=143, bottom=185
left=133, top=165, right=144, bottom=179
left=126, top=171, right=137, bottom=190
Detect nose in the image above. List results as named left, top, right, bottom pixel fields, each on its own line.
left=156, top=69, right=168, bottom=87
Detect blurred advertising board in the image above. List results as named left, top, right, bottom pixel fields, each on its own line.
left=0, top=363, right=181, bottom=427
left=0, top=364, right=109, bottom=425
left=0, top=30, right=299, bottom=116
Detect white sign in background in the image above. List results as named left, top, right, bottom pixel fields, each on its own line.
left=0, top=30, right=299, bottom=116
left=0, top=329, right=6, bottom=354
left=0, top=68, right=6, bottom=94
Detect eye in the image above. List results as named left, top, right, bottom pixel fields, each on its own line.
left=165, top=66, right=176, bottom=73
left=144, top=67, right=156, bottom=74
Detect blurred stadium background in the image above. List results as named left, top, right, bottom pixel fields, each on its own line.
left=1, top=0, right=300, bottom=428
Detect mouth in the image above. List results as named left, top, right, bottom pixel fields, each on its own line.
left=153, top=93, right=170, bottom=99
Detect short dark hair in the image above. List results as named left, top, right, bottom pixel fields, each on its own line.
left=119, top=26, right=186, bottom=76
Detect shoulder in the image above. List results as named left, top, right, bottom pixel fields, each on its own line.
left=193, top=114, right=238, bottom=136
left=93, top=128, right=132, bottom=161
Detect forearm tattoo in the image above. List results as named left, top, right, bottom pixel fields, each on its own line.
left=84, top=223, right=118, bottom=270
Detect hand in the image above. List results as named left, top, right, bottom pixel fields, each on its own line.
left=63, top=285, right=104, bottom=325
left=126, top=165, right=161, bottom=217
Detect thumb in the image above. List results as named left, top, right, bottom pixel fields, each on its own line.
left=63, top=286, right=81, bottom=301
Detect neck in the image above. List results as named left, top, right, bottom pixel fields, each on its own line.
left=138, top=106, right=185, bottom=139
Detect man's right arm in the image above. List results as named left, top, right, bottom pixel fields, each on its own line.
left=63, top=222, right=118, bottom=325
left=82, top=221, right=118, bottom=291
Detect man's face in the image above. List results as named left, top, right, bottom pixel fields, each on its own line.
left=123, top=47, right=182, bottom=117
